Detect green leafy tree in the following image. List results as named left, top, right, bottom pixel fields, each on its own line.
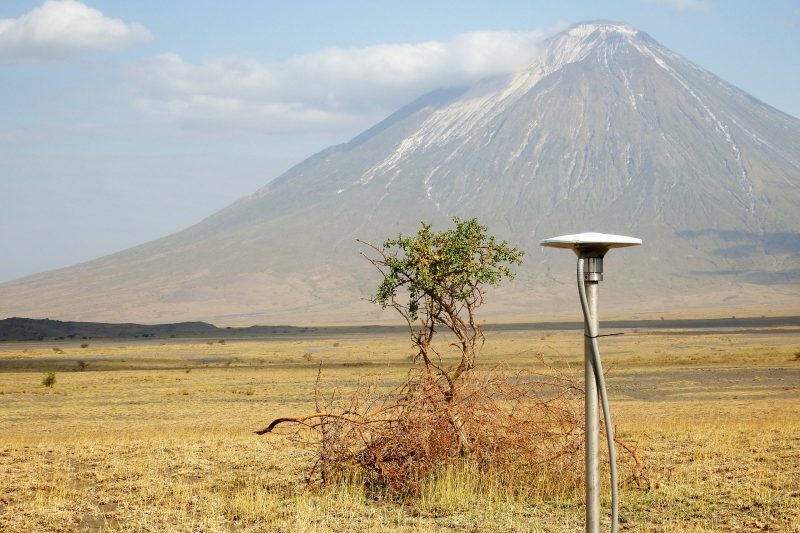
left=361, top=217, right=523, bottom=404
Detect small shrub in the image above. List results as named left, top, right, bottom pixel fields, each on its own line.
left=218, top=339, right=226, bottom=344
left=80, top=343, right=89, bottom=348
left=76, top=361, right=87, bottom=371
left=303, top=352, right=314, bottom=362
left=52, top=347, right=65, bottom=354
left=42, top=372, right=56, bottom=387
left=793, top=351, right=800, bottom=361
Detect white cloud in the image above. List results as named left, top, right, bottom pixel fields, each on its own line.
left=0, top=0, right=152, bottom=62
left=647, top=0, right=712, bottom=12
left=132, top=29, right=550, bottom=135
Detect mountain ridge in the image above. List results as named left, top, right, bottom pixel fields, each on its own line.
left=2, top=21, right=798, bottom=324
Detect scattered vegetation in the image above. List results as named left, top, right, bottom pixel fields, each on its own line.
left=41, top=371, right=56, bottom=387
left=1, top=329, right=798, bottom=531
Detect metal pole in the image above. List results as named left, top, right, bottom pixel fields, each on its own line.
left=584, top=279, right=600, bottom=533
left=543, top=233, right=639, bottom=533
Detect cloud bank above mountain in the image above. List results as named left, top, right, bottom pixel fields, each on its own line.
left=132, top=29, right=553, bottom=134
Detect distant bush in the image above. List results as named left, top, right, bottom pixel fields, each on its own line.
left=793, top=351, right=800, bottom=361
left=42, top=372, right=56, bottom=387
left=76, top=361, right=87, bottom=371
left=80, top=343, right=89, bottom=349
left=218, top=339, right=226, bottom=344
left=52, top=347, right=65, bottom=354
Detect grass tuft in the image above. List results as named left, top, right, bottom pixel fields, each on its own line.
left=41, top=371, right=56, bottom=387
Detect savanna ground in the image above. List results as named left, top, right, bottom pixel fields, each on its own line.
left=0, top=325, right=799, bottom=532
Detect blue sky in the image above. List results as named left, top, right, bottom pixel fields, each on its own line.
left=1, top=0, right=798, bottom=282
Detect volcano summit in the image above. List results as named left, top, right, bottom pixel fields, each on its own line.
left=2, top=21, right=799, bottom=324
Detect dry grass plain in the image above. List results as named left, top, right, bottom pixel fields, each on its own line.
left=1, top=326, right=799, bottom=532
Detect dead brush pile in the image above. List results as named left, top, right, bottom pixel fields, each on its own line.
left=258, top=359, right=646, bottom=497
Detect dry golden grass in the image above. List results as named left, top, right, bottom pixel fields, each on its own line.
left=1, top=327, right=799, bottom=531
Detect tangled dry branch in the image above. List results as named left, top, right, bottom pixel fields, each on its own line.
left=258, top=356, right=647, bottom=496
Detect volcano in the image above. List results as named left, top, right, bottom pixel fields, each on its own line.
left=2, top=21, right=799, bottom=324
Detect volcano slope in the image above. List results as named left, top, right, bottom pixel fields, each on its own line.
left=2, top=21, right=799, bottom=324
